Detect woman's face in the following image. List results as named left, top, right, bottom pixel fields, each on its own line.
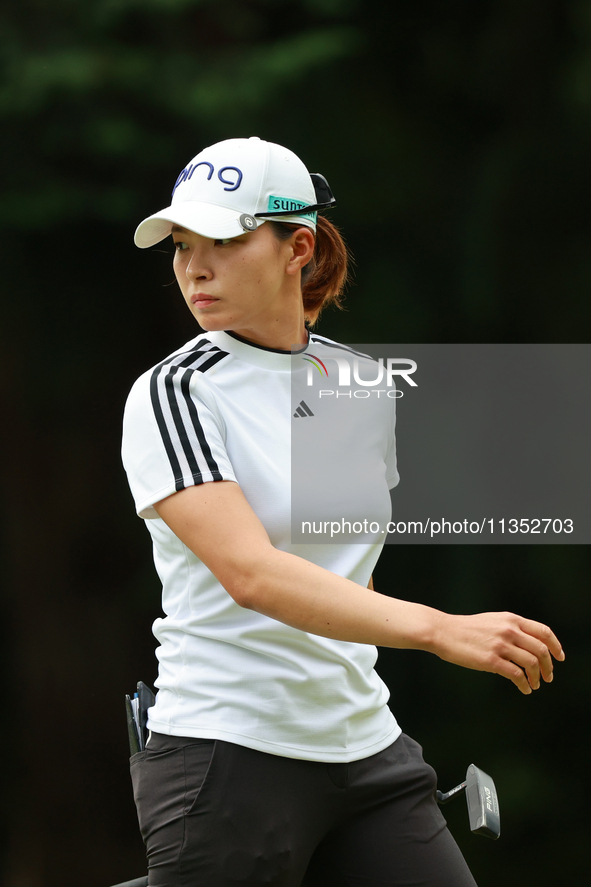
left=171, top=222, right=309, bottom=341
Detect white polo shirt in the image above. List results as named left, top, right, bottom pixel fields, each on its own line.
left=122, top=329, right=401, bottom=762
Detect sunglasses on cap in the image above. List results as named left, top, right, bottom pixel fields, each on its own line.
left=254, top=174, right=336, bottom=219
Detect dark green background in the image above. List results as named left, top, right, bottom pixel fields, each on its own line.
left=1, top=2, right=588, bottom=885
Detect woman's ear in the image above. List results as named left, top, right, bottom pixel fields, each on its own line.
left=286, top=227, right=315, bottom=276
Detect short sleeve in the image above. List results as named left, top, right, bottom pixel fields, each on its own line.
left=122, top=365, right=237, bottom=520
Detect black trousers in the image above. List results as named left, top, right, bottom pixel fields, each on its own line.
left=130, top=731, right=478, bottom=887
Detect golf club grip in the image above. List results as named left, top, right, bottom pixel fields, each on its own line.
left=108, top=877, right=148, bottom=887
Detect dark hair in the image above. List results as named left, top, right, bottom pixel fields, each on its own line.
left=268, top=216, right=351, bottom=326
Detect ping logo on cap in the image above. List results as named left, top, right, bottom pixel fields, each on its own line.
left=172, top=162, right=244, bottom=197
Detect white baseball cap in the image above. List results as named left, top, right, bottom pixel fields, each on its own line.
left=134, top=137, right=335, bottom=248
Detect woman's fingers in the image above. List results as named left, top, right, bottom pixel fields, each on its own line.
left=505, top=642, right=543, bottom=691
left=507, top=617, right=566, bottom=689
left=492, top=655, right=535, bottom=695
left=516, top=617, right=565, bottom=675
left=436, top=611, right=565, bottom=694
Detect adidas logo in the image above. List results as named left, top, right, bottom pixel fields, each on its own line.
left=293, top=400, right=314, bottom=418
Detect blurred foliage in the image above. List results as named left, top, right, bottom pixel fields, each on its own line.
left=1, top=1, right=590, bottom=886
left=0, top=0, right=362, bottom=226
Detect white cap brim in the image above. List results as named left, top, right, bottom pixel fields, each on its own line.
left=134, top=201, right=264, bottom=248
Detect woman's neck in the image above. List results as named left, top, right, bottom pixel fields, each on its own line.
left=228, top=327, right=307, bottom=351
left=229, top=308, right=308, bottom=351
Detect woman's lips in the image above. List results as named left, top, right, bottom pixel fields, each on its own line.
left=192, top=295, right=219, bottom=309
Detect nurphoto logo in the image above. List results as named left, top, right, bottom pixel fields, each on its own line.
left=302, top=354, right=417, bottom=399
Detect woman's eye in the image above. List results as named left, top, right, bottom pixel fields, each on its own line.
left=214, top=239, right=232, bottom=246
left=174, top=241, right=189, bottom=251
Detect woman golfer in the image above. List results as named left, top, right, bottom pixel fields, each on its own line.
left=122, top=137, right=564, bottom=887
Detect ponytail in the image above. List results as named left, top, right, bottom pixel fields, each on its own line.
left=268, top=216, right=351, bottom=326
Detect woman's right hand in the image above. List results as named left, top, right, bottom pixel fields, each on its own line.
left=430, top=611, right=565, bottom=695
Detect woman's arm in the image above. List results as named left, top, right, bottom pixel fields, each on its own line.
left=154, top=481, right=565, bottom=695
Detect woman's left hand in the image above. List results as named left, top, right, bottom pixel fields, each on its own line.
left=429, top=611, right=565, bottom=695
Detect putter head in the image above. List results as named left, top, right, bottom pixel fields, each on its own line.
left=465, top=764, right=500, bottom=840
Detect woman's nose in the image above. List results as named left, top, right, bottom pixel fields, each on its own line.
left=186, top=248, right=213, bottom=280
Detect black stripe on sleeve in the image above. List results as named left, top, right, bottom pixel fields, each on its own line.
left=179, top=368, right=223, bottom=481
left=149, top=340, right=229, bottom=490
left=153, top=337, right=211, bottom=372
left=150, top=365, right=185, bottom=491
left=164, top=365, right=205, bottom=487
left=173, top=351, right=228, bottom=482
left=193, top=351, right=228, bottom=375
left=174, top=347, right=228, bottom=376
